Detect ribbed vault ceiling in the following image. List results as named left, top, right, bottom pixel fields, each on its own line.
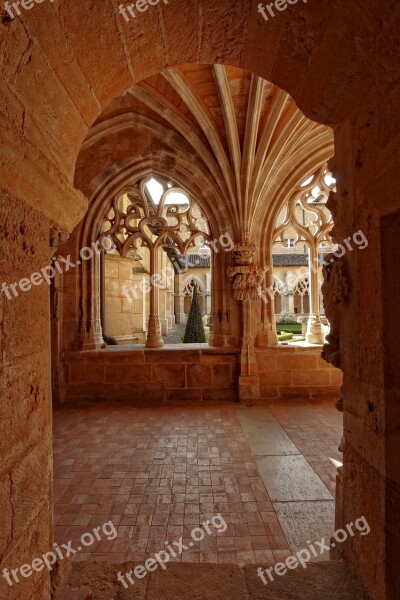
left=79, top=64, right=334, bottom=243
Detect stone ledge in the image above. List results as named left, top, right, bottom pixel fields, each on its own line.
left=256, top=345, right=323, bottom=355
left=259, top=386, right=341, bottom=401
left=65, top=345, right=240, bottom=360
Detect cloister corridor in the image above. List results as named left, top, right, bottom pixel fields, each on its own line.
left=1, top=1, right=399, bottom=599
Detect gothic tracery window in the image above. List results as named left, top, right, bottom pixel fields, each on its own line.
left=272, top=163, right=336, bottom=343
left=97, top=176, right=211, bottom=348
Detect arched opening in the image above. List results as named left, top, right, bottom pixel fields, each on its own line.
left=270, top=163, right=336, bottom=344
left=48, top=63, right=344, bottom=593
left=183, top=278, right=207, bottom=319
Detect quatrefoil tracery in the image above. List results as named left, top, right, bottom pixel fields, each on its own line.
left=273, top=164, right=336, bottom=249
left=97, top=179, right=211, bottom=257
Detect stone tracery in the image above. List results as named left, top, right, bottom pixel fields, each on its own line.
left=271, top=163, right=336, bottom=343
left=97, top=177, right=211, bottom=348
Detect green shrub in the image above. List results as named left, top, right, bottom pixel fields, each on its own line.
left=183, top=285, right=206, bottom=343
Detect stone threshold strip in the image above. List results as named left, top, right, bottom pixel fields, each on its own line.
left=1, top=236, right=115, bottom=301
left=117, top=513, right=228, bottom=589
left=257, top=515, right=371, bottom=586
left=2, top=521, right=117, bottom=588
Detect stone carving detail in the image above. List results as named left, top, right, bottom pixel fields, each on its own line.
left=49, top=227, right=69, bottom=258
left=183, top=277, right=205, bottom=298
left=97, top=180, right=210, bottom=349
left=226, top=233, right=265, bottom=301
left=321, top=254, right=351, bottom=368
left=97, top=183, right=209, bottom=256
left=336, top=391, right=344, bottom=413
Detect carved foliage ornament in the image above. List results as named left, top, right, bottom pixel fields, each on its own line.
left=321, top=254, right=351, bottom=368
left=322, top=256, right=351, bottom=312
left=227, top=233, right=265, bottom=301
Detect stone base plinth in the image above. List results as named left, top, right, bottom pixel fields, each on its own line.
left=306, top=314, right=326, bottom=345
left=238, top=375, right=260, bottom=402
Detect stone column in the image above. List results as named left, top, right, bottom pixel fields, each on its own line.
left=227, top=234, right=264, bottom=401
left=306, top=245, right=325, bottom=344
left=146, top=248, right=163, bottom=348
left=168, top=290, right=175, bottom=328
left=204, top=293, right=211, bottom=317
left=174, top=273, right=186, bottom=324
left=287, top=291, right=295, bottom=315
left=93, top=252, right=105, bottom=347
left=205, top=271, right=211, bottom=316
left=159, top=287, right=169, bottom=335
left=238, top=298, right=260, bottom=399
left=256, top=267, right=278, bottom=347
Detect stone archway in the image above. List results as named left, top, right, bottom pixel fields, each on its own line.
left=1, top=3, right=399, bottom=599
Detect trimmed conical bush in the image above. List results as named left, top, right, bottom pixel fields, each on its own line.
left=183, top=284, right=206, bottom=343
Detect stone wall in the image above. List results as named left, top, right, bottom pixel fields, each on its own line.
left=59, top=346, right=341, bottom=405
left=257, top=347, right=342, bottom=400
left=104, top=254, right=149, bottom=343
left=62, top=347, right=239, bottom=404
left=0, top=193, right=52, bottom=599
left=332, top=80, right=400, bottom=598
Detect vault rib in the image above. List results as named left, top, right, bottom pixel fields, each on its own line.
left=163, top=67, right=239, bottom=226
left=213, top=64, right=242, bottom=223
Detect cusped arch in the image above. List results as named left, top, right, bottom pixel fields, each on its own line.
left=182, top=275, right=207, bottom=297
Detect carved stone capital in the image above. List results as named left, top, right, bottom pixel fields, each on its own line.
left=227, top=233, right=265, bottom=301
left=227, top=265, right=265, bottom=301
left=321, top=254, right=351, bottom=369
left=231, top=232, right=256, bottom=266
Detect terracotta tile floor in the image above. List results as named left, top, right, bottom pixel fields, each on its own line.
left=53, top=402, right=342, bottom=565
